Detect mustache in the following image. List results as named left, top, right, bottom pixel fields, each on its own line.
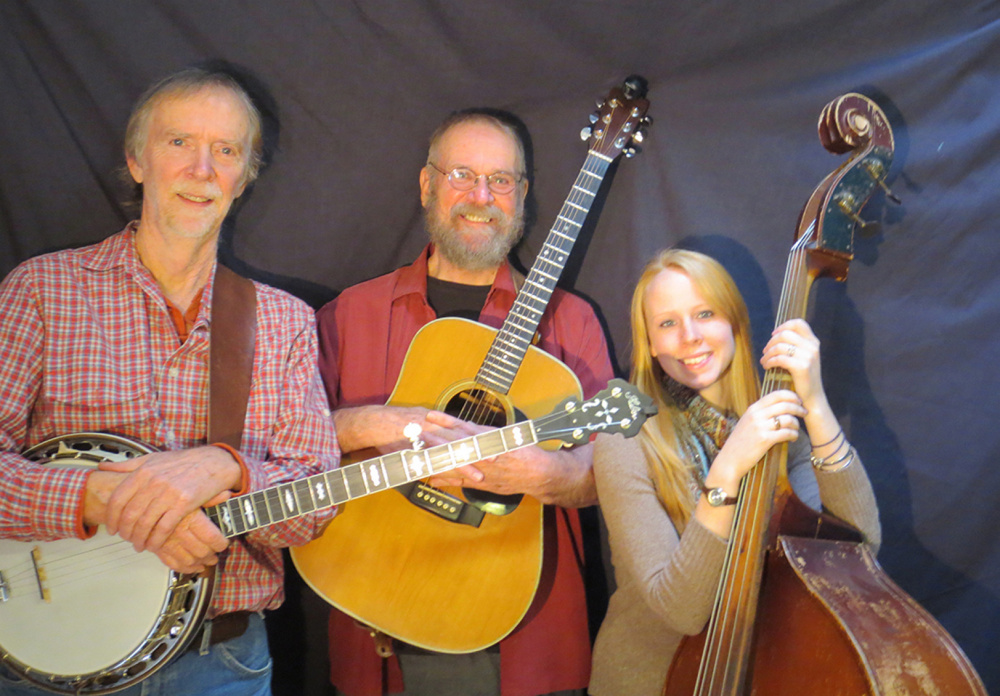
left=450, top=202, right=506, bottom=223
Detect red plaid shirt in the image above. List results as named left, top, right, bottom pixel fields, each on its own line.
left=0, top=225, right=340, bottom=615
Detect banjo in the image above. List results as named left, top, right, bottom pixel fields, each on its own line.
left=0, top=380, right=653, bottom=694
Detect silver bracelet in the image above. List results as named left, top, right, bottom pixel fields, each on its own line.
left=811, top=445, right=855, bottom=473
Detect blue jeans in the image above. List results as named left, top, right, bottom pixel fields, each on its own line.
left=0, top=613, right=271, bottom=696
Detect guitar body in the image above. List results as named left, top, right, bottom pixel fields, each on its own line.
left=293, top=78, right=650, bottom=652
left=291, top=317, right=582, bottom=652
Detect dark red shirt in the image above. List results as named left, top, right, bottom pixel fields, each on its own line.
left=316, top=244, right=614, bottom=696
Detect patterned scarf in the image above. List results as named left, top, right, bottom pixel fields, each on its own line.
left=662, top=376, right=739, bottom=489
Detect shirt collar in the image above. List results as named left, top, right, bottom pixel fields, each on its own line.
left=80, top=221, right=217, bottom=329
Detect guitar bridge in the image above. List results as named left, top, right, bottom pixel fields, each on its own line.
left=402, top=482, right=485, bottom=527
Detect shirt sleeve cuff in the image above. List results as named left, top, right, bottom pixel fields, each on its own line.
left=211, top=442, right=249, bottom=496
left=77, top=470, right=99, bottom=540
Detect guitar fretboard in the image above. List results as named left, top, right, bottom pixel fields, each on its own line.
left=205, top=419, right=540, bottom=538
left=475, top=150, right=614, bottom=394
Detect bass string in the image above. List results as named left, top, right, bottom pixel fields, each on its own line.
left=694, top=235, right=814, bottom=693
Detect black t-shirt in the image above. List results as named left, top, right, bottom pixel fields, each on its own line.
left=425, top=275, right=491, bottom=320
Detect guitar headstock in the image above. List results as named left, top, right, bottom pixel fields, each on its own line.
left=796, top=93, right=897, bottom=281
left=581, top=75, right=651, bottom=160
left=534, top=378, right=657, bottom=445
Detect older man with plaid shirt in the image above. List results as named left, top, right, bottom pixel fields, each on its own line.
left=0, top=66, right=339, bottom=695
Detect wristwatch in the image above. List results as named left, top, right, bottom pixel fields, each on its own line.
left=701, top=485, right=738, bottom=507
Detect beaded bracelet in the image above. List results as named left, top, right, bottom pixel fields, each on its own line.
left=811, top=445, right=855, bottom=473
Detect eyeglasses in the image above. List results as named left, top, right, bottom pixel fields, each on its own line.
left=426, top=162, right=523, bottom=195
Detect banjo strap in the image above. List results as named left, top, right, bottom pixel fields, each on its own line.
left=208, top=263, right=257, bottom=450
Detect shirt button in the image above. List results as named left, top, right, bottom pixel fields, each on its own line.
left=322, top=408, right=331, bottom=417
left=168, top=367, right=180, bottom=378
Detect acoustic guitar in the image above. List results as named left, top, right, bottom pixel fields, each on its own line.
left=291, top=77, right=651, bottom=652
left=0, top=381, right=653, bottom=694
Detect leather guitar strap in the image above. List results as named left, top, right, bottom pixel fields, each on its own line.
left=208, top=263, right=257, bottom=449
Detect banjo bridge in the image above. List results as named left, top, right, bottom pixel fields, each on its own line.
left=30, top=547, right=51, bottom=603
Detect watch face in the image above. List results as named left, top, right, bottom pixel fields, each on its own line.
left=708, top=488, right=725, bottom=506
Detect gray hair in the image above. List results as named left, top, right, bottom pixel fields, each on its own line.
left=124, top=67, right=263, bottom=186
left=427, top=108, right=529, bottom=180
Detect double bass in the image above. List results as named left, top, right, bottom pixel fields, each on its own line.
left=663, top=94, right=987, bottom=695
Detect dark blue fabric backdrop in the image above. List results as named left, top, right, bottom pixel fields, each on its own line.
left=2, top=1, right=999, bottom=693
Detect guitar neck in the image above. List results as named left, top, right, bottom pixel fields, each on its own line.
left=475, top=150, right=614, bottom=394
left=205, top=419, right=541, bottom=539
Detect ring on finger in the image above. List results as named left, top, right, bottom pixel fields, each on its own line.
left=786, top=345, right=795, bottom=357
left=773, top=416, right=781, bottom=430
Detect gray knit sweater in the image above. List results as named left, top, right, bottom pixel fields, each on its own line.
left=588, top=432, right=881, bottom=696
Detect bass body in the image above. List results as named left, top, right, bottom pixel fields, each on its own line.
left=663, top=93, right=986, bottom=696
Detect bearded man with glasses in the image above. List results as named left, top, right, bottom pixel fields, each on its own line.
left=315, top=108, right=614, bottom=696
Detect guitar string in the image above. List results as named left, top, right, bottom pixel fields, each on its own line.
left=463, top=111, right=627, bottom=425
left=461, top=152, right=609, bottom=426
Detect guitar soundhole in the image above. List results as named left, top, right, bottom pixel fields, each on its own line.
left=445, top=388, right=508, bottom=428
left=443, top=388, right=524, bottom=516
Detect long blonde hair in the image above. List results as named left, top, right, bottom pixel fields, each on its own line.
left=629, top=249, right=760, bottom=530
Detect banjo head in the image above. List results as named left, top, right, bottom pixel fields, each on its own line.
left=0, top=433, right=215, bottom=694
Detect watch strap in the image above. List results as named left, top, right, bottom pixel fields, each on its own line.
left=701, top=484, right=738, bottom=507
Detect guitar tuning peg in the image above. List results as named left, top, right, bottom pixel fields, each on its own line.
left=595, top=98, right=604, bottom=108
left=632, top=130, right=645, bottom=144
left=588, top=113, right=599, bottom=124
left=642, top=115, right=654, bottom=127
left=623, top=146, right=641, bottom=158
left=580, top=126, right=593, bottom=141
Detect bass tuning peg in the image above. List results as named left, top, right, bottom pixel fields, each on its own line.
left=836, top=193, right=880, bottom=236
left=864, top=161, right=901, bottom=205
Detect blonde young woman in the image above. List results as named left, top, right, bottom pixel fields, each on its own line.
left=589, top=249, right=881, bottom=696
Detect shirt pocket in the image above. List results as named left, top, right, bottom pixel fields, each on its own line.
left=43, top=341, right=153, bottom=435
